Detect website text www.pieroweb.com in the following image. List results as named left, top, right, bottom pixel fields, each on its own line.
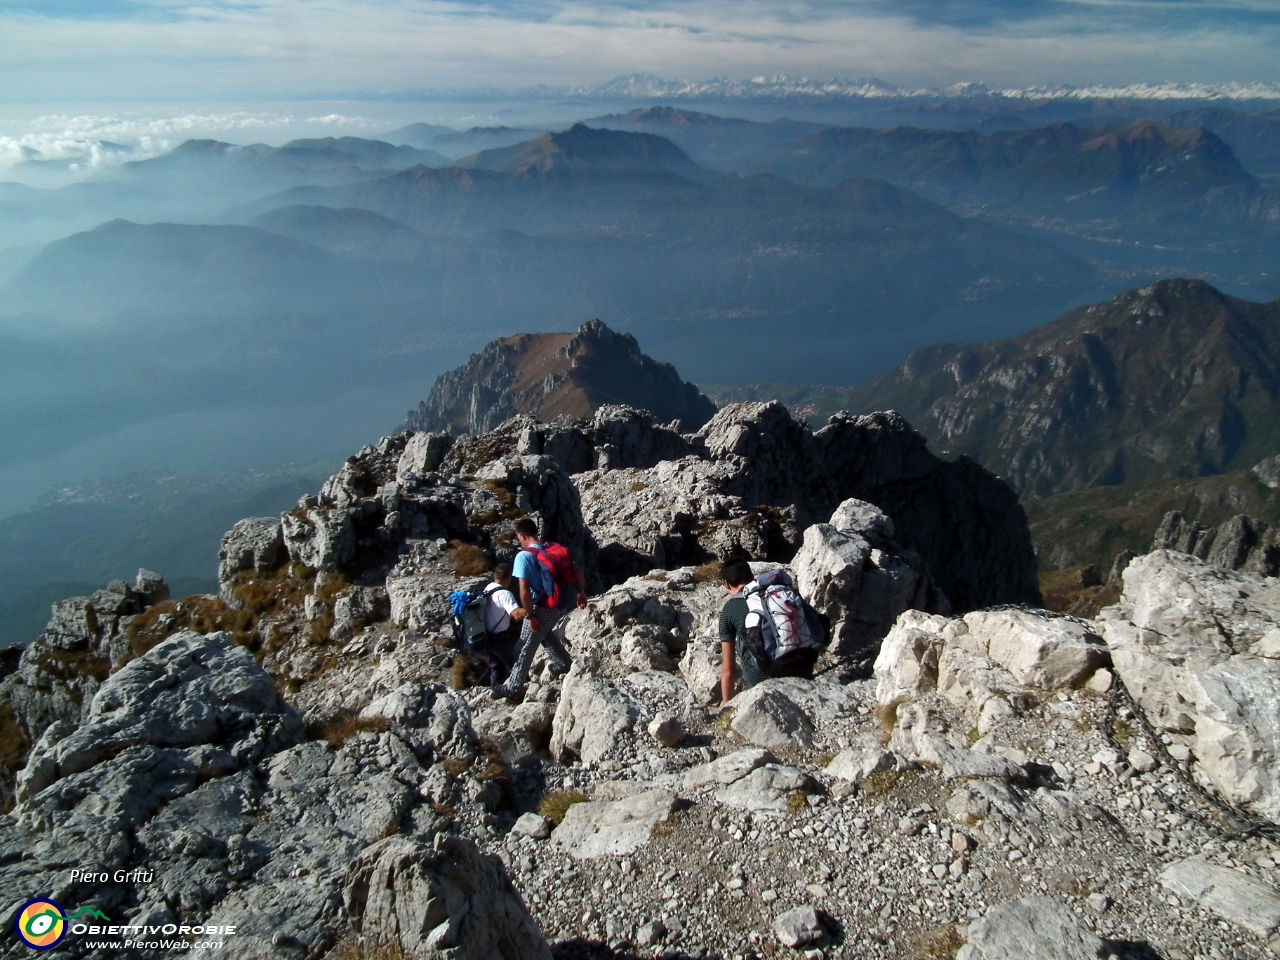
left=13, top=870, right=238, bottom=953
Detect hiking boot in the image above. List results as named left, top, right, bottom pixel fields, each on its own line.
left=492, top=683, right=523, bottom=704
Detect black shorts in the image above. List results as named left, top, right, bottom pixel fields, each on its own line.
left=766, top=648, right=818, bottom=679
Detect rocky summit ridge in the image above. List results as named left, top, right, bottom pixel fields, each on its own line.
left=402, top=319, right=718, bottom=437
left=1, top=399, right=1279, bottom=960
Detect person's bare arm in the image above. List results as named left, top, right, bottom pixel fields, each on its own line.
left=574, top=561, right=588, bottom=609
left=720, top=641, right=737, bottom=705
left=519, top=578, right=539, bottom=630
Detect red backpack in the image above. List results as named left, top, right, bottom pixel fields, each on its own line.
left=524, top=542, right=577, bottom=609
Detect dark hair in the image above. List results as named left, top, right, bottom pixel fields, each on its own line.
left=719, top=558, right=754, bottom=587
left=494, top=562, right=512, bottom=581
left=514, top=517, right=539, bottom=538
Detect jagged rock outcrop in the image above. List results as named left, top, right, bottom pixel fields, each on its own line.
left=0, top=569, right=171, bottom=810
left=792, top=498, right=949, bottom=665
left=580, top=402, right=1040, bottom=607
left=1098, top=549, right=1280, bottom=820
left=1152, top=508, right=1280, bottom=578
left=402, top=319, right=716, bottom=436
left=875, top=607, right=1111, bottom=736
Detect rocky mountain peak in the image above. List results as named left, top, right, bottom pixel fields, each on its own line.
left=402, top=320, right=717, bottom=436
left=843, top=279, right=1280, bottom=500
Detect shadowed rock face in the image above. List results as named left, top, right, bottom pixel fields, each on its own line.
left=402, top=319, right=717, bottom=436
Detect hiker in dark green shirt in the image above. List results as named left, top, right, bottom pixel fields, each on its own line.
left=718, top=558, right=768, bottom=702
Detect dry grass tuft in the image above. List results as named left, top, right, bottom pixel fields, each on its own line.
left=126, top=563, right=317, bottom=661
left=785, top=790, right=811, bottom=815
left=860, top=769, right=900, bottom=796
left=0, top=702, right=31, bottom=772
left=714, top=708, right=735, bottom=732
left=537, top=790, right=588, bottom=825
left=450, top=541, right=490, bottom=577
left=450, top=655, right=485, bottom=690
left=30, top=647, right=111, bottom=684
left=308, top=712, right=390, bottom=748
left=911, top=924, right=966, bottom=960
left=691, top=561, right=722, bottom=584
left=440, top=758, right=471, bottom=776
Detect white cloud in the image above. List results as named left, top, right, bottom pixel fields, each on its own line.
left=0, top=0, right=1276, bottom=102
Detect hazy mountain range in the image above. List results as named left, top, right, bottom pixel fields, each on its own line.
left=3, top=97, right=1280, bottom=645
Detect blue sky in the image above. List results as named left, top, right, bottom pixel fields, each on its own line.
left=0, top=0, right=1277, bottom=103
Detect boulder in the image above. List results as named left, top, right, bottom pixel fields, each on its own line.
left=963, top=610, right=1109, bottom=690
left=729, top=682, right=815, bottom=749
left=825, top=741, right=896, bottom=784
left=218, top=517, right=285, bottom=585
left=714, top=764, right=814, bottom=812
left=772, top=904, right=828, bottom=949
left=683, top=748, right=776, bottom=790
left=549, top=669, right=643, bottom=764
left=958, top=896, right=1107, bottom=960
left=889, top=703, right=1023, bottom=781
left=511, top=813, right=552, bottom=840
left=1159, top=856, right=1280, bottom=938
left=344, top=833, right=552, bottom=959
left=875, top=608, right=1110, bottom=730
left=387, top=571, right=469, bottom=635
left=680, top=640, right=723, bottom=707
left=398, top=431, right=455, bottom=482
left=1099, top=550, right=1280, bottom=819
left=552, top=789, right=678, bottom=859
left=793, top=503, right=948, bottom=663
left=282, top=506, right=355, bottom=570
left=359, top=683, right=478, bottom=763
left=17, top=630, right=302, bottom=800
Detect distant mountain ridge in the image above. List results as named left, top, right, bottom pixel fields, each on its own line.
left=839, top=279, right=1280, bottom=499
left=402, top=319, right=717, bottom=435
left=767, top=119, right=1277, bottom=237
left=459, top=124, right=699, bottom=177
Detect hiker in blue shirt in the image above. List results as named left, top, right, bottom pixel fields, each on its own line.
left=494, top=517, right=588, bottom=701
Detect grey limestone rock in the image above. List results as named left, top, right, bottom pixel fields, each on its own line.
left=889, top=702, right=1023, bottom=781
left=958, top=896, right=1107, bottom=960
left=683, top=747, right=775, bottom=790
left=549, top=668, right=643, bottom=765
left=875, top=607, right=1109, bottom=731
left=398, top=430, right=455, bottom=482
left=217, top=516, right=285, bottom=586
left=1153, top=509, right=1280, bottom=578
left=344, top=833, right=552, bottom=959
left=792, top=504, right=947, bottom=664
left=772, top=904, right=828, bottom=949
left=729, top=681, right=815, bottom=749
left=714, top=763, right=814, bottom=812
left=282, top=504, right=356, bottom=570
left=825, top=740, right=896, bottom=785
left=17, top=630, right=302, bottom=802
left=1099, top=550, right=1280, bottom=819
left=1159, top=855, right=1280, bottom=938
left=552, top=789, right=678, bottom=859
left=511, top=812, right=552, bottom=840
